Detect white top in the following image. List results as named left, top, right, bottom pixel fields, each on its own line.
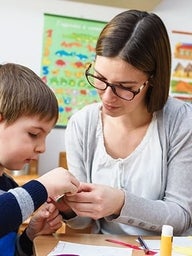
left=92, top=113, right=162, bottom=199
left=65, top=98, right=192, bottom=235
left=91, top=113, right=162, bottom=234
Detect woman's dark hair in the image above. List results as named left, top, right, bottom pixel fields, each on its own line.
left=96, top=10, right=171, bottom=112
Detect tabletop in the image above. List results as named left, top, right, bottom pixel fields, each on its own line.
left=33, top=233, right=158, bottom=256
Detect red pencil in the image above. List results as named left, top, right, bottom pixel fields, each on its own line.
left=105, top=238, right=142, bottom=250
left=105, top=238, right=157, bottom=255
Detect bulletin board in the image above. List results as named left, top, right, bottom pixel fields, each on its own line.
left=170, top=30, right=192, bottom=102
left=41, top=14, right=106, bottom=127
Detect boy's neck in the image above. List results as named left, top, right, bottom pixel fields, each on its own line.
left=0, top=167, right=4, bottom=176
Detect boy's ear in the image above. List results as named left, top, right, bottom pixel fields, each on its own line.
left=0, top=113, right=3, bottom=122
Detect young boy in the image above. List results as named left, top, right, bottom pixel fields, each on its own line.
left=0, top=63, right=79, bottom=255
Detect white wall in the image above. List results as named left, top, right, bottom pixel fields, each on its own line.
left=0, top=0, right=191, bottom=174
left=154, top=0, right=192, bottom=32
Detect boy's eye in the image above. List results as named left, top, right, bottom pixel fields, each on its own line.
left=29, top=133, right=38, bottom=138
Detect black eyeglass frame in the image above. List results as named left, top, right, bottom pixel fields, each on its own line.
left=85, top=64, right=149, bottom=101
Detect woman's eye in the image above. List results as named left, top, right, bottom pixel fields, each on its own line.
left=120, top=84, right=134, bottom=90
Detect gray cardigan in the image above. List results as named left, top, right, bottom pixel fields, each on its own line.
left=65, top=97, right=192, bottom=235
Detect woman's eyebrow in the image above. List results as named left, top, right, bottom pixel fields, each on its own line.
left=93, top=67, right=105, bottom=78
left=93, top=67, right=138, bottom=85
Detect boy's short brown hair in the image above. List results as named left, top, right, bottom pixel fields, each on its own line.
left=0, top=63, right=58, bottom=125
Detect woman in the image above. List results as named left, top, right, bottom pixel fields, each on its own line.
left=59, top=10, right=192, bottom=236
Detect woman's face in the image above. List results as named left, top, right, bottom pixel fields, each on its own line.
left=94, top=56, right=149, bottom=117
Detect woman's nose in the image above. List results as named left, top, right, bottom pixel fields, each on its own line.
left=102, top=86, right=117, bottom=101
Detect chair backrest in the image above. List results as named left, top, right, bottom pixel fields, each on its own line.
left=59, top=151, right=68, bottom=169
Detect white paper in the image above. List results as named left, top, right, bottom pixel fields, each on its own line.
left=47, top=240, right=132, bottom=256
left=145, top=236, right=192, bottom=256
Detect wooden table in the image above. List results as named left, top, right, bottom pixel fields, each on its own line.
left=34, top=233, right=156, bottom=256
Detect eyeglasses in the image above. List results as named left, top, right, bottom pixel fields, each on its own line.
left=85, top=63, right=149, bottom=101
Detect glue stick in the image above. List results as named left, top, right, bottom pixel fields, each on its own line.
left=160, top=225, right=173, bottom=256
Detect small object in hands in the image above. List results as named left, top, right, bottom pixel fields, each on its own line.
left=55, top=193, right=65, bottom=202
left=137, top=236, right=150, bottom=254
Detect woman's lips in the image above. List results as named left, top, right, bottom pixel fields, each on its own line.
left=103, top=103, right=118, bottom=111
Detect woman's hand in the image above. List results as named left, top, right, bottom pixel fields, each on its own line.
left=62, top=182, right=125, bottom=220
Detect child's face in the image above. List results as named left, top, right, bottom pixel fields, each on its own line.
left=0, top=115, right=55, bottom=171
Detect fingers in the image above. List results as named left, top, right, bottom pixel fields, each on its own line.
left=36, top=202, right=60, bottom=221
left=37, top=167, right=80, bottom=198
left=47, top=213, right=62, bottom=229
left=46, top=207, right=60, bottom=222
left=71, top=176, right=81, bottom=188
left=48, top=196, right=72, bottom=213
left=65, top=185, right=78, bottom=196
left=66, top=177, right=80, bottom=195
left=45, top=202, right=57, bottom=213
left=78, top=182, right=93, bottom=192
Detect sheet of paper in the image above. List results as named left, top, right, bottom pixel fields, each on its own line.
left=145, top=236, right=192, bottom=256
left=47, top=240, right=132, bottom=256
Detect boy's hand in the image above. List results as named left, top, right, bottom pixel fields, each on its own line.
left=37, top=167, right=80, bottom=198
left=26, top=202, right=62, bottom=241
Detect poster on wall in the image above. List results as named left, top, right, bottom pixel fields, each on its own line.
left=170, top=30, right=192, bottom=102
left=41, top=14, right=106, bottom=127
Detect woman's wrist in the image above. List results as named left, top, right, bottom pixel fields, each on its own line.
left=113, top=189, right=125, bottom=215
